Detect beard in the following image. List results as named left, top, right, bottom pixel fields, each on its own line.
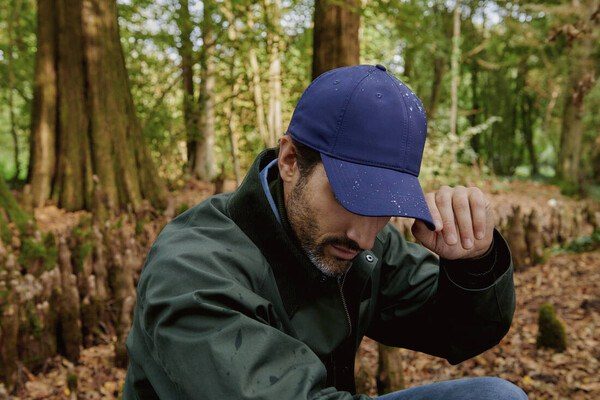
left=286, top=179, right=360, bottom=277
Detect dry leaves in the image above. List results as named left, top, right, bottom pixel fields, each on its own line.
left=362, top=249, right=599, bottom=400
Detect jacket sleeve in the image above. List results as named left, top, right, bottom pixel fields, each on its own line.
left=365, top=224, right=515, bottom=364
left=131, top=229, right=373, bottom=400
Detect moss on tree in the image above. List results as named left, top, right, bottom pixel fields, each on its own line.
left=18, top=232, right=58, bottom=273
left=537, top=303, right=567, bottom=352
left=72, top=216, right=94, bottom=273
left=0, top=174, right=33, bottom=237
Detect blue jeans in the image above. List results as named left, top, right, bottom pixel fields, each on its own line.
left=377, top=377, right=528, bottom=400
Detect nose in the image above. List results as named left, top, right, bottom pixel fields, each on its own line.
left=346, top=215, right=389, bottom=250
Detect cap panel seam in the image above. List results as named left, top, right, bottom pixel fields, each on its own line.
left=387, top=73, right=411, bottom=168
left=286, top=68, right=336, bottom=139
left=331, top=67, right=377, bottom=152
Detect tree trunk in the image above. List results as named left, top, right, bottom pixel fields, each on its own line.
left=522, top=93, right=538, bottom=176
left=312, top=0, right=361, bottom=79
left=427, top=55, right=445, bottom=119
left=265, top=0, right=283, bottom=147
left=468, top=60, right=480, bottom=152
left=226, top=75, right=242, bottom=186
left=246, top=12, right=270, bottom=148
left=29, top=0, right=57, bottom=208
left=28, top=0, right=167, bottom=213
left=7, top=0, right=23, bottom=182
left=377, top=344, right=405, bottom=395
left=449, top=0, right=461, bottom=136
left=224, top=1, right=242, bottom=185
left=191, top=0, right=217, bottom=181
left=177, top=0, right=199, bottom=167
left=403, top=46, right=414, bottom=80
left=556, top=1, right=597, bottom=187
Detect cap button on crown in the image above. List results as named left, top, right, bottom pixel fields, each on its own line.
left=375, top=64, right=387, bottom=71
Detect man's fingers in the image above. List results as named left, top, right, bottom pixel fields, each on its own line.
left=452, top=186, right=474, bottom=249
left=425, top=192, right=443, bottom=231
left=468, top=187, right=487, bottom=240
left=435, top=186, right=458, bottom=245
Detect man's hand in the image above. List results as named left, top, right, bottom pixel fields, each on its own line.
left=411, top=185, right=494, bottom=260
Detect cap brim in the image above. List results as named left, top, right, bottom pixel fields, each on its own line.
left=321, top=154, right=436, bottom=231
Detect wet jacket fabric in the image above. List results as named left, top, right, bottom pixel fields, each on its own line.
left=123, top=149, right=516, bottom=400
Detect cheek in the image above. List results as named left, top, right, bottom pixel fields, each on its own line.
left=311, top=183, right=351, bottom=229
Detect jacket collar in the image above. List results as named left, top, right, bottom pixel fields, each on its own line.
left=227, top=149, right=335, bottom=318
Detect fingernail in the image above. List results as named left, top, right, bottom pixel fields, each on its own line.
left=464, top=238, right=473, bottom=248
left=476, top=231, right=484, bottom=239
left=447, top=233, right=457, bottom=244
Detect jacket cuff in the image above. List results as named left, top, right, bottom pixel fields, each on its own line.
left=439, top=228, right=511, bottom=290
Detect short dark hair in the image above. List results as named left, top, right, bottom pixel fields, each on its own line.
left=291, top=137, right=321, bottom=179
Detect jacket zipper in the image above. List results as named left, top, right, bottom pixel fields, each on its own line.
left=337, top=272, right=351, bottom=338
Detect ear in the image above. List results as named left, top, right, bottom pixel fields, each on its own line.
left=278, top=135, right=299, bottom=184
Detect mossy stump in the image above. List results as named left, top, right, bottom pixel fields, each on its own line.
left=536, top=303, right=567, bottom=352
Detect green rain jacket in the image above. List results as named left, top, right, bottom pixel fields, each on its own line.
left=123, top=149, right=516, bottom=400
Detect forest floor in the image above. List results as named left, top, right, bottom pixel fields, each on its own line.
left=3, top=179, right=599, bottom=399
left=6, top=246, right=599, bottom=399
left=360, top=249, right=600, bottom=400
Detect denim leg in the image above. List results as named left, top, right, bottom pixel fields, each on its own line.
left=377, top=377, right=528, bottom=400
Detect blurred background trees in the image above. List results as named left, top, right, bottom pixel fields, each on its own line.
left=0, top=0, right=597, bottom=198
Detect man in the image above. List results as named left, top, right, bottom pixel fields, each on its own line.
left=124, top=64, right=527, bottom=399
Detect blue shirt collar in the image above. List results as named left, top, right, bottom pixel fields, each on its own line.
left=259, top=158, right=281, bottom=224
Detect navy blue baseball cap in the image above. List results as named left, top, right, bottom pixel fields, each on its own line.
left=287, top=64, right=436, bottom=231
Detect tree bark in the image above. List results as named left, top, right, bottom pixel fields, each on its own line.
left=377, top=344, right=405, bottom=394
left=248, top=46, right=270, bottom=147
left=177, top=0, right=200, bottom=167
left=556, top=1, right=598, bottom=187
left=224, top=1, right=242, bottom=185
left=29, top=0, right=57, bottom=208
left=521, top=93, right=538, bottom=176
left=28, top=0, right=167, bottom=213
left=7, top=0, right=23, bottom=182
left=427, top=55, right=445, bottom=119
left=265, top=0, right=283, bottom=147
left=55, top=0, right=91, bottom=210
left=312, top=0, right=361, bottom=79
left=191, top=0, right=217, bottom=181
left=0, top=174, right=33, bottom=235
left=246, top=12, right=270, bottom=148
left=449, top=0, right=461, bottom=136
left=468, top=60, right=480, bottom=152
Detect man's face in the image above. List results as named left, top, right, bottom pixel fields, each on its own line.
left=285, top=162, right=390, bottom=277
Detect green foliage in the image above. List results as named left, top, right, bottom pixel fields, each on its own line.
left=72, top=216, right=94, bottom=272
left=420, top=117, right=500, bottom=187
left=554, top=179, right=582, bottom=198
left=561, top=229, right=600, bottom=253
left=0, top=211, right=11, bottom=244
left=135, top=217, right=145, bottom=235
left=0, top=0, right=598, bottom=192
left=536, top=303, right=567, bottom=352
left=0, top=173, right=32, bottom=234
left=18, top=232, right=58, bottom=272
left=176, top=202, right=190, bottom=216
left=0, top=0, right=37, bottom=180
left=26, top=300, right=43, bottom=339
left=67, top=372, right=78, bottom=391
